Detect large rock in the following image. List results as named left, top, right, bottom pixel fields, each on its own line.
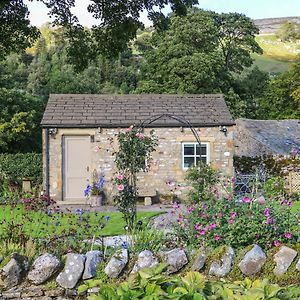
left=131, top=250, right=159, bottom=273
left=273, top=246, right=297, bottom=276
left=56, top=253, right=86, bottom=289
left=209, top=247, right=234, bottom=277
left=104, top=249, right=128, bottom=278
left=191, top=249, right=206, bottom=271
left=82, top=250, right=102, bottom=280
left=28, top=253, right=61, bottom=284
left=0, top=253, right=29, bottom=288
left=238, top=245, right=266, bottom=276
left=162, top=248, right=188, bottom=274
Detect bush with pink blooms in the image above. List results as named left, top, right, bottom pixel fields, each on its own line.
left=113, top=125, right=157, bottom=229
left=174, top=164, right=299, bottom=250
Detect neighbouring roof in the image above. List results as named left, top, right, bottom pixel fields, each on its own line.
left=41, top=94, right=235, bottom=128
left=235, top=118, right=300, bottom=156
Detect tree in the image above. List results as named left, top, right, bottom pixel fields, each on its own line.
left=0, top=0, right=198, bottom=70
left=276, top=21, right=300, bottom=42
left=137, top=8, right=263, bottom=118
left=0, top=1, right=39, bottom=59
left=257, top=63, right=300, bottom=119
left=0, top=88, right=45, bottom=153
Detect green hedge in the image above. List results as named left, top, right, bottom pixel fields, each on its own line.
left=0, top=153, right=42, bottom=186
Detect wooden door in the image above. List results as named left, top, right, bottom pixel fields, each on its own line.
left=63, top=136, right=90, bottom=201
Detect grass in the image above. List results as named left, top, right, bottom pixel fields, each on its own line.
left=291, top=201, right=300, bottom=214
left=256, top=34, right=300, bottom=61
left=0, top=205, right=162, bottom=239
left=252, top=53, right=291, bottom=74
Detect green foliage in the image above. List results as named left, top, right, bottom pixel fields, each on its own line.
left=0, top=88, right=44, bottom=152
left=276, top=21, right=300, bottom=42
left=0, top=1, right=39, bottom=59
left=114, top=126, right=157, bottom=229
left=0, top=153, right=42, bottom=185
left=174, top=171, right=299, bottom=250
left=91, top=265, right=300, bottom=299
left=257, top=63, right=300, bottom=119
left=185, top=161, right=219, bottom=203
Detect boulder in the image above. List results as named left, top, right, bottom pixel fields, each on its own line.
left=104, top=249, right=128, bottom=278
left=0, top=253, right=29, bottom=288
left=209, top=247, right=234, bottom=277
left=82, top=250, right=102, bottom=280
left=273, top=246, right=297, bottom=276
left=162, top=248, right=188, bottom=274
left=131, top=250, right=159, bottom=273
left=191, top=249, right=206, bottom=271
left=238, top=245, right=266, bottom=276
left=56, top=253, right=86, bottom=289
left=28, top=253, right=61, bottom=284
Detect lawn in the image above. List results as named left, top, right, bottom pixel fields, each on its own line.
left=0, top=205, right=163, bottom=239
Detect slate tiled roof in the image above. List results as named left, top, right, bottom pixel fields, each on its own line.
left=235, top=118, right=300, bottom=156
left=41, top=94, right=235, bottom=128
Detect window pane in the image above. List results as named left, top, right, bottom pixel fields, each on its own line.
left=196, top=157, right=207, bottom=165
left=184, top=157, right=194, bottom=168
left=184, top=144, right=195, bottom=155
left=196, top=145, right=207, bottom=155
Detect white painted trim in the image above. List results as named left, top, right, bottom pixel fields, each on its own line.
left=181, top=142, right=210, bottom=170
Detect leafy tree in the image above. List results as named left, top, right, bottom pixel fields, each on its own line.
left=137, top=8, right=263, bottom=118
left=0, top=88, right=45, bottom=153
left=257, top=63, right=300, bottom=119
left=0, top=0, right=198, bottom=69
left=276, top=21, right=300, bottom=42
left=0, top=0, right=39, bottom=59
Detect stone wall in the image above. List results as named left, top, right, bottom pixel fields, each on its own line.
left=44, top=126, right=234, bottom=203
left=0, top=244, right=299, bottom=299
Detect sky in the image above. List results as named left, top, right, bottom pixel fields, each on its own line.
left=24, top=0, right=300, bottom=28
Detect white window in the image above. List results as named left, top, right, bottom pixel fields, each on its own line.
left=182, top=142, right=210, bottom=169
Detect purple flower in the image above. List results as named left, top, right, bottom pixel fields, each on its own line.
left=195, top=223, right=201, bottom=231
left=187, top=205, right=195, bottom=213
left=121, top=241, right=129, bottom=249
left=284, top=232, right=293, bottom=239
left=274, top=240, right=281, bottom=247
left=208, top=223, right=217, bottom=229
left=105, top=215, right=110, bottom=221
left=264, top=208, right=271, bottom=217
left=265, top=217, right=273, bottom=225
left=84, top=184, right=92, bottom=197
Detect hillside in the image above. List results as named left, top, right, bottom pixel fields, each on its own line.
left=254, top=16, right=300, bottom=34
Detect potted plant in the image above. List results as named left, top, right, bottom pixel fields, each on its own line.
left=84, top=171, right=105, bottom=207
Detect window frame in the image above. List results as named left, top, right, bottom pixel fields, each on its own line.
left=181, top=142, right=210, bottom=170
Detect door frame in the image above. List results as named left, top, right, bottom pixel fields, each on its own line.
left=61, top=134, right=91, bottom=202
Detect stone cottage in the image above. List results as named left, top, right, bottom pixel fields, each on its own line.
left=41, top=94, right=235, bottom=204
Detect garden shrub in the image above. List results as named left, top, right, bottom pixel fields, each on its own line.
left=0, top=152, right=42, bottom=186
left=173, top=164, right=299, bottom=250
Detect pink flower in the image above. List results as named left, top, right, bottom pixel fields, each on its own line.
left=242, top=197, right=252, bottom=203
left=264, top=208, right=271, bottom=217
left=116, top=174, right=124, bottom=180
left=126, top=125, right=134, bottom=132
left=136, top=132, right=145, bottom=139
left=284, top=232, right=293, bottom=239
left=230, top=211, right=237, bottom=218
left=172, top=202, right=180, bottom=209
left=187, top=205, right=195, bottom=213
left=198, top=229, right=206, bottom=236
left=228, top=218, right=234, bottom=224
left=194, top=223, right=201, bottom=231
left=214, top=235, right=221, bottom=241
left=257, top=196, right=265, bottom=204
left=265, top=217, right=273, bottom=225
left=117, top=184, right=124, bottom=192
left=273, top=240, right=281, bottom=247
left=94, top=145, right=101, bottom=152
left=208, top=223, right=217, bottom=229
